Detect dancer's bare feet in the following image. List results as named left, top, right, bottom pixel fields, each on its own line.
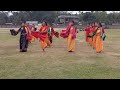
left=43, top=49, right=45, bottom=52
left=68, top=51, right=73, bottom=52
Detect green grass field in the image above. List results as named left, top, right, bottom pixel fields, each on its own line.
left=0, top=29, right=120, bottom=79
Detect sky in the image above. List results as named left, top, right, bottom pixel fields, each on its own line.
left=68, top=11, right=120, bottom=14
left=6, top=11, right=120, bottom=16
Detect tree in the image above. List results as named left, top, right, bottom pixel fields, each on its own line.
left=82, top=12, right=96, bottom=24
left=0, top=12, right=8, bottom=24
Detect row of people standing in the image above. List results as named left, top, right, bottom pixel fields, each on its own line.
left=84, top=22, right=106, bottom=53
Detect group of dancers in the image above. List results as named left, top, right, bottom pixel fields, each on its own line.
left=84, top=22, right=106, bottom=53
left=10, top=21, right=59, bottom=52
left=10, top=20, right=106, bottom=53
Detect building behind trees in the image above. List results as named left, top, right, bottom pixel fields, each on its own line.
left=57, top=15, right=80, bottom=25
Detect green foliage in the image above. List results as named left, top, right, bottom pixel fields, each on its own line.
left=0, top=12, right=8, bottom=25
left=0, top=11, right=120, bottom=25
left=79, top=11, right=120, bottom=25
left=0, top=11, right=58, bottom=25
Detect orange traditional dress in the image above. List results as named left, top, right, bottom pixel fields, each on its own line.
left=39, top=26, right=51, bottom=50
left=31, top=26, right=36, bottom=42
left=67, top=26, right=77, bottom=52
left=92, top=26, right=98, bottom=49
left=95, top=27, right=104, bottom=53
left=60, top=25, right=77, bottom=52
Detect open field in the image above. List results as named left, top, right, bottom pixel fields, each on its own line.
left=0, top=28, right=120, bottom=79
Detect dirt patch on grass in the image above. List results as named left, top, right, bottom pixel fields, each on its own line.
left=105, top=52, right=120, bottom=57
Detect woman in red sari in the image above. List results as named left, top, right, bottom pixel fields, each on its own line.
left=84, top=24, right=90, bottom=42
left=88, top=24, right=93, bottom=46
left=95, top=23, right=104, bottom=53
left=30, top=24, right=36, bottom=42
left=38, top=21, right=51, bottom=51
left=60, top=21, right=77, bottom=52
left=92, top=22, right=98, bottom=49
